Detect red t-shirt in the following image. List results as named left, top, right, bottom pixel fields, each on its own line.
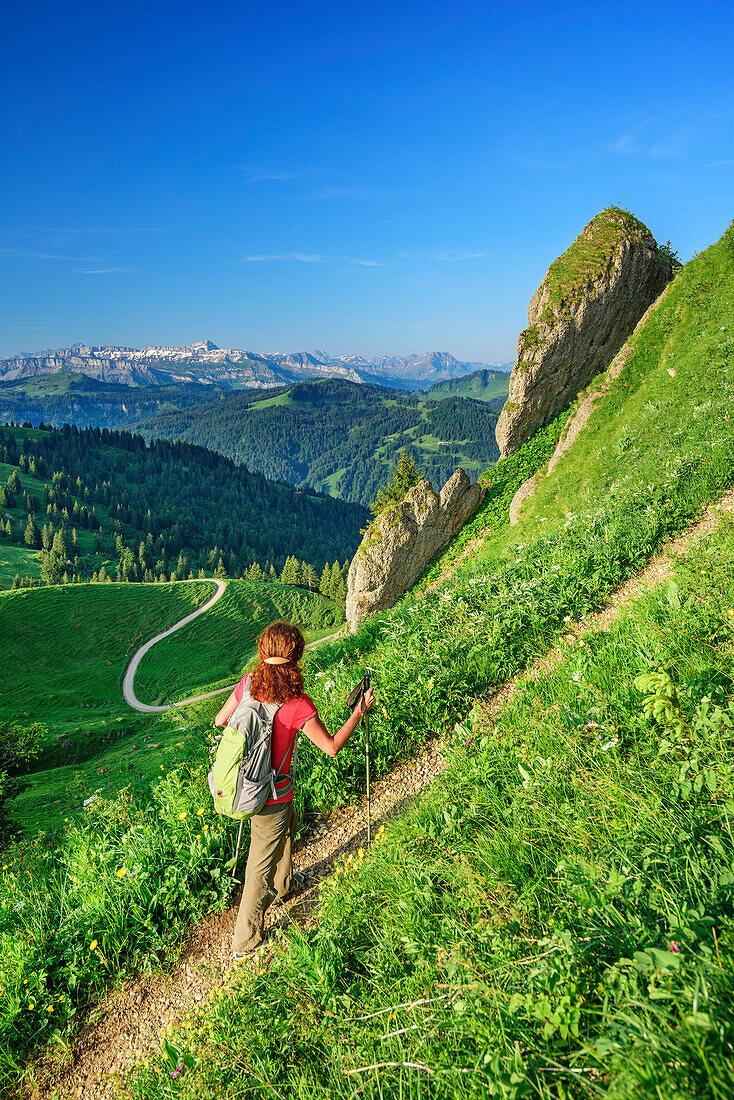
left=234, top=675, right=317, bottom=805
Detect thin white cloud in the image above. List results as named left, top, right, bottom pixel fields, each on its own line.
left=433, top=250, right=486, bottom=261
left=79, top=267, right=126, bottom=274
left=243, top=252, right=382, bottom=267
left=610, top=117, right=700, bottom=160
left=0, top=247, right=104, bottom=261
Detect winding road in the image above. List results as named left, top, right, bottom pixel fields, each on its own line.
left=122, top=579, right=342, bottom=714
left=122, top=579, right=229, bottom=713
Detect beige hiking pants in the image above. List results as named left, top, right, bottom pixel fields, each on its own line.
left=232, top=800, right=297, bottom=954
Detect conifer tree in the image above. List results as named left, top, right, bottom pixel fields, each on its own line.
left=302, top=562, right=319, bottom=590
left=41, top=550, right=61, bottom=586
left=24, top=515, right=41, bottom=549
left=328, top=560, right=341, bottom=600
left=41, top=524, right=52, bottom=550
left=280, top=556, right=298, bottom=585
left=52, top=528, right=68, bottom=562
left=319, top=562, right=331, bottom=596
left=369, top=448, right=424, bottom=517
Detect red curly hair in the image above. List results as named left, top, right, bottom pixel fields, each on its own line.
left=249, top=620, right=306, bottom=704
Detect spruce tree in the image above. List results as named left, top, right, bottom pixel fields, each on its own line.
left=52, top=528, right=68, bottom=562
left=302, top=562, right=319, bottom=590
left=24, top=515, right=41, bottom=549
left=328, top=561, right=341, bottom=600
left=369, top=448, right=424, bottom=517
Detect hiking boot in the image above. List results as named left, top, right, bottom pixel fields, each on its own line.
left=282, top=870, right=316, bottom=900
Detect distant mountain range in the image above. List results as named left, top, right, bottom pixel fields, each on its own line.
left=0, top=340, right=508, bottom=391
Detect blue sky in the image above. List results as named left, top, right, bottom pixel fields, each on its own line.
left=1, top=0, right=732, bottom=361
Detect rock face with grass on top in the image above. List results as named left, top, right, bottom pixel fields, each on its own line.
left=346, top=468, right=485, bottom=632
left=495, top=207, right=673, bottom=457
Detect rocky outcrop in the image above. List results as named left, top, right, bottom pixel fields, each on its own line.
left=507, top=282, right=672, bottom=526
left=495, top=208, right=672, bottom=457
left=345, top=469, right=485, bottom=632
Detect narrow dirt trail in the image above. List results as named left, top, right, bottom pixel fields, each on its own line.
left=25, top=488, right=734, bottom=1100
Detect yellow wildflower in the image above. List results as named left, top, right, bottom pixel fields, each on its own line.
left=90, top=939, right=98, bottom=950
left=196, top=808, right=205, bottom=816
left=28, top=1002, right=35, bottom=1011
left=178, top=811, right=187, bottom=821
left=116, top=867, right=127, bottom=879
left=47, top=1005, right=53, bottom=1013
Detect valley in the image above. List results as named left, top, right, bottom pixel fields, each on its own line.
left=138, top=378, right=504, bottom=505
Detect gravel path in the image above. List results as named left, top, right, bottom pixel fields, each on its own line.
left=122, top=581, right=342, bottom=714
left=122, top=579, right=228, bottom=713
left=23, top=487, right=734, bottom=1099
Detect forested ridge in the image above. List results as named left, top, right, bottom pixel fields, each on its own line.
left=140, top=379, right=501, bottom=504
left=0, top=421, right=366, bottom=588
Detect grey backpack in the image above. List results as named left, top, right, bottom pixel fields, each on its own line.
left=208, top=678, right=297, bottom=819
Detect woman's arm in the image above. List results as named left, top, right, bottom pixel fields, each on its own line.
left=302, top=687, right=375, bottom=757
left=214, top=688, right=240, bottom=728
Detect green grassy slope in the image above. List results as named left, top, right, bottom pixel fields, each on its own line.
left=417, top=366, right=511, bottom=404
left=129, top=518, right=734, bottom=1100
left=2, top=220, right=733, bottom=1092
left=0, top=581, right=212, bottom=747
left=132, top=579, right=339, bottom=705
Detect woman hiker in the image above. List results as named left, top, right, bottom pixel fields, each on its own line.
left=214, top=619, right=375, bottom=959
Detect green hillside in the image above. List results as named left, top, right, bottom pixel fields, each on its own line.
left=2, top=218, right=733, bottom=1093
left=132, top=579, right=340, bottom=705
left=0, top=421, right=366, bottom=587
left=138, top=378, right=501, bottom=505
left=417, top=366, right=511, bottom=405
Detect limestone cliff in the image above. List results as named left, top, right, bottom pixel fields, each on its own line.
left=345, top=469, right=485, bottom=632
left=495, top=208, right=672, bottom=457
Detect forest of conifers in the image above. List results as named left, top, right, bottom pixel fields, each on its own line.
left=0, top=422, right=366, bottom=584
left=141, top=380, right=501, bottom=504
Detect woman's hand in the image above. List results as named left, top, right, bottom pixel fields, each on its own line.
left=358, top=686, right=375, bottom=714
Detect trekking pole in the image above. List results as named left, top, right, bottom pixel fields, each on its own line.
left=347, top=674, right=372, bottom=848
left=364, top=700, right=371, bottom=848
left=234, top=819, right=244, bottom=869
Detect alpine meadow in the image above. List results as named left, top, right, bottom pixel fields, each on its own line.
left=0, top=204, right=732, bottom=1100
